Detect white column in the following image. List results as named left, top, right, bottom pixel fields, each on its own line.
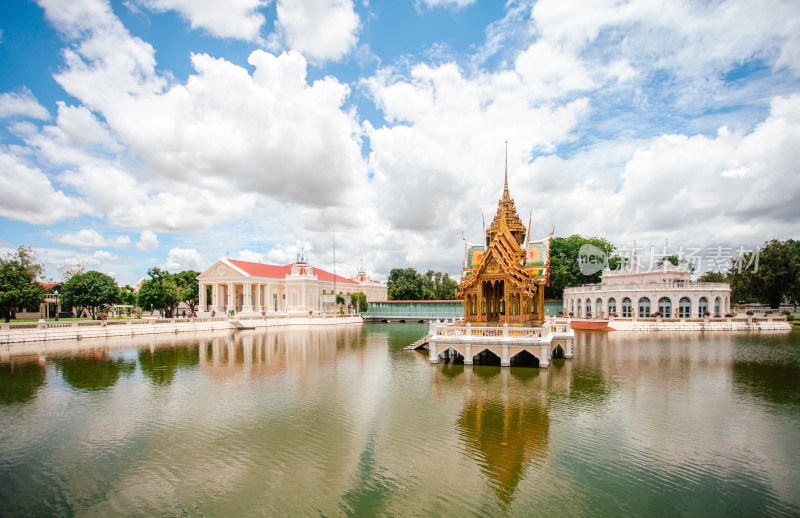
left=210, top=282, right=218, bottom=311
left=243, top=282, right=253, bottom=312
left=227, top=282, right=234, bottom=311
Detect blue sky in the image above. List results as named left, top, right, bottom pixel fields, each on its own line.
left=1, top=0, right=799, bottom=285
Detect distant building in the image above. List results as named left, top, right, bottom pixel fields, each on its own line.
left=13, top=283, right=73, bottom=320
left=563, top=262, right=732, bottom=318
left=196, top=254, right=387, bottom=315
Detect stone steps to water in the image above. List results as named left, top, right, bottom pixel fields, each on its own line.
left=230, top=319, right=256, bottom=330
left=405, top=337, right=429, bottom=350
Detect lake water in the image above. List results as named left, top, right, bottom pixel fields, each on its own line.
left=1, top=324, right=799, bottom=516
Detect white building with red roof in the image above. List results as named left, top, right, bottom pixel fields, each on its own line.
left=196, top=253, right=387, bottom=315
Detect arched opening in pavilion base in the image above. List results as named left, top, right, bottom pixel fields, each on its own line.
left=438, top=347, right=464, bottom=365
left=551, top=344, right=566, bottom=359
left=510, top=349, right=540, bottom=368
left=472, top=348, right=501, bottom=367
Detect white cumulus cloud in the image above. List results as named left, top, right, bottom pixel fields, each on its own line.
left=138, top=0, right=267, bottom=41
left=273, top=0, right=360, bottom=63
left=162, top=247, right=205, bottom=271
left=0, top=88, right=50, bottom=119
left=136, top=230, right=159, bottom=250
left=53, top=229, right=131, bottom=248
left=0, top=152, right=87, bottom=224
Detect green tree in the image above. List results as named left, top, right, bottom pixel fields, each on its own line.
left=545, top=235, right=617, bottom=299
left=350, top=292, right=368, bottom=313
left=697, top=271, right=726, bottom=283
left=730, top=239, right=800, bottom=308
left=435, top=272, right=459, bottom=300
left=137, top=267, right=179, bottom=317
left=420, top=270, right=459, bottom=300
left=172, top=270, right=200, bottom=313
left=388, top=267, right=423, bottom=300
left=388, top=268, right=459, bottom=300
left=61, top=270, right=118, bottom=319
left=0, top=246, right=45, bottom=322
left=117, top=285, right=137, bottom=306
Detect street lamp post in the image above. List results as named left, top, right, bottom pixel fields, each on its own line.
left=55, top=290, right=59, bottom=321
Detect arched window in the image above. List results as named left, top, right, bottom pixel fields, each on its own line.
left=638, top=297, right=651, bottom=317
left=577, top=299, right=582, bottom=316
left=714, top=297, right=721, bottom=315
left=622, top=297, right=632, bottom=317
left=698, top=296, right=708, bottom=317
left=596, top=298, right=603, bottom=317
left=658, top=297, right=672, bottom=317
left=679, top=297, right=691, bottom=318
left=608, top=298, right=617, bottom=316
left=570, top=299, right=574, bottom=314
left=586, top=298, right=592, bottom=316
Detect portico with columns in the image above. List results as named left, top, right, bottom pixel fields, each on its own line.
left=197, top=255, right=387, bottom=316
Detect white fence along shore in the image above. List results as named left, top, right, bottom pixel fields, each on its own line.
left=0, top=315, right=364, bottom=346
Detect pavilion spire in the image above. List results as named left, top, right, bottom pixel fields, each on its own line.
left=503, top=140, right=509, bottom=200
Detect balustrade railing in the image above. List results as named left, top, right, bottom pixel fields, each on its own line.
left=429, top=317, right=573, bottom=340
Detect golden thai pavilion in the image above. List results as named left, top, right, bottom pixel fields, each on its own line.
left=458, top=163, right=552, bottom=326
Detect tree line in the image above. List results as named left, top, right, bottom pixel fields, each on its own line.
left=0, top=246, right=200, bottom=321
left=387, top=268, right=460, bottom=300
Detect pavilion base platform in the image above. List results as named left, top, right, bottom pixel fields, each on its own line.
left=427, top=317, right=574, bottom=368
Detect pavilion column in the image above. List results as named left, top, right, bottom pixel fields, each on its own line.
left=227, top=282, right=234, bottom=311
left=198, top=282, right=206, bottom=310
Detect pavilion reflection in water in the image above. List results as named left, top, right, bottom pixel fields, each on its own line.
left=433, top=360, right=574, bottom=508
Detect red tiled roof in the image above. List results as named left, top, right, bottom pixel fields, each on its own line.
left=228, top=259, right=358, bottom=284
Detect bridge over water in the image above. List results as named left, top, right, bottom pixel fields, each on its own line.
left=363, top=300, right=563, bottom=322
left=363, top=301, right=463, bottom=322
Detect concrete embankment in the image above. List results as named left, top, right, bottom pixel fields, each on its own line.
left=570, top=316, right=792, bottom=332
left=0, top=315, right=364, bottom=346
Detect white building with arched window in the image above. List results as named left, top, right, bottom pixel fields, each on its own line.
left=563, top=262, right=731, bottom=320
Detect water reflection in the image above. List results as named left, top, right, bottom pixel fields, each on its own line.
left=731, top=332, right=800, bottom=407
left=0, top=357, right=46, bottom=404
left=197, top=326, right=364, bottom=379
left=0, top=326, right=798, bottom=516
left=53, top=352, right=136, bottom=391
left=138, top=345, right=199, bottom=386
left=432, top=363, right=569, bottom=509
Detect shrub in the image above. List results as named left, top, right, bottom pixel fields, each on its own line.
left=746, top=310, right=754, bottom=315
left=652, top=311, right=662, bottom=317
left=569, top=312, right=574, bottom=317
left=786, top=313, right=794, bottom=321
left=703, top=311, right=710, bottom=316
left=725, top=313, right=734, bottom=317
left=765, top=310, right=773, bottom=315
left=586, top=312, right=592, bottom=318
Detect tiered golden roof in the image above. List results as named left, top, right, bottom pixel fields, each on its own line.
left=487, top=171, right=526, bottom=243
left=457, top=150, right=551, bottom=325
